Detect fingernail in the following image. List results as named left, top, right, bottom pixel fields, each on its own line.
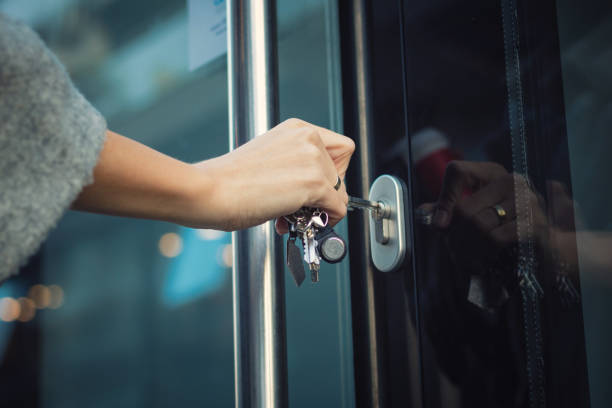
left=433, top=209, right=448, bottom=227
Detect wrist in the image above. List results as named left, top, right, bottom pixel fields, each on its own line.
left=182, top=155, right=235, bottom=231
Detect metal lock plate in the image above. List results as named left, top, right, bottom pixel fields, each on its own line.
left=368, top=175, right=409, bottom=272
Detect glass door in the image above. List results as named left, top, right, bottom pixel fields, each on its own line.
left=399, top=0, right=591, bottom=406
left=276, top=1, right=355, bottom=407
left=342, top=0, right=611, bottom=407
left=0, top=0, right=355, bottom=407
left=0, top=2, right=235, bottom=406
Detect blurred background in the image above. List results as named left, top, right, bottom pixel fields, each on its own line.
left=0, top=1, right=354, bottom=407
left=3, top=1, right=610, bottom=407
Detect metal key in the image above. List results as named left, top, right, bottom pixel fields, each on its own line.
left=348, top=195, right=390, bottom=243
left=347, top=196, right=382, bottom=213
left=284, top=207, right=331, bottom=284
left=303, top=209, right=328, bottom=282
left=302, top=225, right=320, bottom=282
left=283, top=204, right=352, bottom=285
left=308, top=210, right=329, bottom=230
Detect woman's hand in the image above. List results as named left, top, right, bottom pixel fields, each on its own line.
left=192, top=118, right=355, bottom=232
left=73, top=119, right=354, bottom=232
left=421, top=161, right=548, bottom=268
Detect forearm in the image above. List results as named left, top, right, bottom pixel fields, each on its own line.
left=72, top=130, right=216, bottom=227
left=71, top=119, right=353, bottom=232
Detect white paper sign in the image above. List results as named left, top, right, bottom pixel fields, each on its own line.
left=188, top=0, right=227, bottom=71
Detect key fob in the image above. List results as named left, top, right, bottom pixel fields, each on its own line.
left=315, top=226, right=347, bottom=264
left=287, top=230, right=306, bottom=286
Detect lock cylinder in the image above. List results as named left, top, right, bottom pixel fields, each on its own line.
left=368, top=175, right=408, bottom=272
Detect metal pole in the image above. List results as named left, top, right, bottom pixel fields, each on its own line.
left=342, top=0, right=384, bottom=406
left=227, top=1, right=287, bottom=407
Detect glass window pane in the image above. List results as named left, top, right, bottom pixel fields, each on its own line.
left=0, top=0, right=356, bottom=406
left=557, top=1, right=612, bottom=407
left=277, top=0, right=355, bottom=407
left=0, top=1, right=233, bottom=406
left=397, top=0, right=597, bottom=407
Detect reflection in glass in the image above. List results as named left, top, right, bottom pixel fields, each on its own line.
left=398, top=0, right=600, bottom=407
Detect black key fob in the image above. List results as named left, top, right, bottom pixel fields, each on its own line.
left=287, top=232, right=306, bottom=286
left=315, top=226, right=347, bottom=264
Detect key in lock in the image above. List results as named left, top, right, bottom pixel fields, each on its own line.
left=347, top=175, right=409, bottom=273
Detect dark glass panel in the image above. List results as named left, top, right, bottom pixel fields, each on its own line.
left=394, top=0, right=600, bottom=406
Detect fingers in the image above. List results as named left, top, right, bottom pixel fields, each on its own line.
left=311, top=139, right=349, bottom=225
left=490, top=221, right=518, bottom=248
left=489, top=218, right=543, bottom=249
left=307, top=127, right=345, bottom=188
left=434, top=161, right=507, bottom=228
left=272, top=118, right=352, bottom=234
left=293, top=120, right=350, bottom=225
left=308, top=125, right=355, bottom=177
left=299, top=125, right=349, bottom=213
left=280, top=117, right=348, bottom=144
left=313, top=184, right=348, bottom=227
left=456, top=175, right=512, bottom=217
left=278, top=118, right=349, bottom=191
left=276, top=186, right=346, bottom=235
left=470, top=197, right=516, bottom=233
left=280, top=118, right=355, bottom=177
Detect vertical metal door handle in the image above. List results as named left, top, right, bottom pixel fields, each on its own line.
left=227, top=1, right=288, bottom=407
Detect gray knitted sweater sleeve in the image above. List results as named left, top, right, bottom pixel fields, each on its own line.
left=0, top=14, right=107, bottom=281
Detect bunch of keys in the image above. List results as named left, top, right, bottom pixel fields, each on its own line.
left=284, top=195, right=392, bottom=286
left=284, top=208, right=347, bottom=286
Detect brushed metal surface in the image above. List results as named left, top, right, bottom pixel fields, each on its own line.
left=368, top=175, right=409, bottom=272
left=227, top=1, right=287, bottom=407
